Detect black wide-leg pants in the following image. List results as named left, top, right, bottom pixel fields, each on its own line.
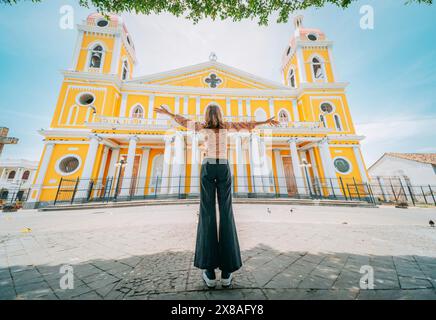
left=194, top=158, right=242, bottom=273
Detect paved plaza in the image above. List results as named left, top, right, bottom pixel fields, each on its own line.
left=1, top=203, right=436, bottom=300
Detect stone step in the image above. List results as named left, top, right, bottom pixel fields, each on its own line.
left=39, top=197, right=375, bottom=211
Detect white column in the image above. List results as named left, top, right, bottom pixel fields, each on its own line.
left=190, top=133, right=200, bottom=194
left=147, top=94, right=155, bottom=120
left=238, top=99, right=243, bottom=118
left=318, top=139, right=340, bottom=194
left=273, top=149, right=287, bottom=195
left=308, top=147, right=320, bottom=193
left=246, top=98, right=251, bottom=117
left=106, top=148, right=120, bottom=196
left=80, top=135, right=100, bottom=181
left=119, top=93, right=128, bottom=117
left=195, top=96, right=201, bottom=115
left=136, top=147, right=151, bottom=196
left=353, top=145, right=369, bottom=183
left=174, top=96, right=180, bottom=114
left=30, top=142, right=54, bottom=202
left=226, top=97, right=231, bottom=116
left=289, top=138, right=306, bottom=194
left=183, top=96, right=189, bottom=114
left=106, top=148, right=120, bottom=179
left=97, top=146, right=109, bottom=182
left=120, top=136, right=138, bottom=196
left=235, top=134, right=248, bottom=193
left=170, top=133, right=185, bottom=194
left=111, top=34, right=122, bottom=74
left=160, top=135, right=173, bottom=194
left=296, top=47, right=307, bottom=83
left=292, top=99, right=300, bottom=121
left=259, top=138, right=272, bottom=193
left=268, top=99, right=275, bottom=118
left=249, top=133, right=264, bottom=193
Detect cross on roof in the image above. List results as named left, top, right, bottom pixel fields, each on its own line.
left=0, top=127, right=19, bottom=157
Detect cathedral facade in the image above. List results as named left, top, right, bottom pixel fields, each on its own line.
left=28, top=13, right=369, bottom=207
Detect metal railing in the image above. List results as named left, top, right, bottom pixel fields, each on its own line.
left=50, top=175, right=383, bottom=206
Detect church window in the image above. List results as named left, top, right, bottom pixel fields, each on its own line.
left=334, top=114, right=343, bottom=131
left=307, top=33, right=318, bottom=41
left=319, top=114, right=327, bottom=127
left=204, top=73, right=222, bottom=88
left=320, top=102, right=333, bottom=114
left=288, top=68, right=296, bottom=88
left=57, top=156, right=81, bottom=175
left=77, top=93, right=95, bottom=106
left=334, top=157, right=352, bottom=174
left=131, top=105, right=144, bottom=118
left=254, top=108, right=267, bottom=122
left=96, top=19, right=108, bottom=27
left=7, top=171, right=16, bottom=180
left=22, top=171, right=30, bottom=181
left=122, top=60, right=129, bottom=80
left=278, top=110, right=289, bottom=123
left=89, top=45, right=103, bottom=69
left=312, top=57, right=325, bottom=80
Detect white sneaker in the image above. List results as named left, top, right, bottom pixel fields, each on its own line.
left=221, top=273, right=233, bottom=287
left=202, top=270, right=216, bottom=288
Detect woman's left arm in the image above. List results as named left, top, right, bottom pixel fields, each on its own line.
left=228, top=116, right=280, bottom=131
left=154, top=105, right=203, bottom=131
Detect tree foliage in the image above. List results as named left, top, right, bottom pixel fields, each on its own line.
left=1, top=0, right=433, bottom=25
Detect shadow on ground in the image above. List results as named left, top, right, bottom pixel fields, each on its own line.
left=1, top=244, right=436, bottom=300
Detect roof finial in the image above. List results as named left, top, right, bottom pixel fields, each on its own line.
left=294, top=15, right=304, bottom=30
left=209, top=52, right=217, bottom=62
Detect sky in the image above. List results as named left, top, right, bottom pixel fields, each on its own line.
left=0, top=0, right=435, bottom=166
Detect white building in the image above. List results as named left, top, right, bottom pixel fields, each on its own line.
left=0, top=159, right=38, bottom=202
left=368, top=153, right=436, bottom=187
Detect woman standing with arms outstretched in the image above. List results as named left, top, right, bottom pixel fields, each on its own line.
left=154, top=104, right=279, bottom=288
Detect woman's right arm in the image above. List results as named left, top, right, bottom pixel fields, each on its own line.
left=228, top=117, right=280, bottom=131
left=154, top=105, right=203, bottom=131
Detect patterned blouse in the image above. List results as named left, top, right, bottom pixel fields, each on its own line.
left=174, top=115, right=257, bottom=159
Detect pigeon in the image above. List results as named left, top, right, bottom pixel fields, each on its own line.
left=430, top=220, right=435, bottom=227
left=290, top=208, right=294, bottom=214
left=267, top=208, right=271, bottom=214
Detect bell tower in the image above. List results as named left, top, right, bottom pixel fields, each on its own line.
left=71, top=13, right=137, bottom=80
left=281, top=15, right=335, bottom=87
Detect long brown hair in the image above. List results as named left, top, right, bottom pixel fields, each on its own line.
left=204, top=104, right=225, bottom=129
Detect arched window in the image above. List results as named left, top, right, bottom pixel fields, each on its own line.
left=288, top=68, right=296, bottom=88
left=22, top=171, right=30, bottom=181
left=122, top=60, right=129, bottom=80
left=311, top=57, right=325, bottom=80
left=131, top=105, right=144, bottom=118
left=89, top=45, right=103, bottom=69
left=319, top=114, right=327, bottom=127
left=254, top=108, right=267, bottom=122
left=278, top=109, right=289, bottom=123
left=7, top=171, right=16, bottom=180
left=334, top=114, right=342, bottom=131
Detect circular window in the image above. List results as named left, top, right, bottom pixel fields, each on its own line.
left=77, top=93, right=95, bottom=106
left=307, top=34, right=318, bottom=41
left=96, top=19, right=109, bottom=27
left=56, top=155, right=81, bottom=175
left=320, top=102, right=334, bottom=114
left=334, top=157, right=352, bottom=174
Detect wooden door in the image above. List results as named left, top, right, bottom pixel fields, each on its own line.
left=282, top=156, right=297, bottom=196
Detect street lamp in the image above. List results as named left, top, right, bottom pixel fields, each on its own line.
left=114, top=156, right=127, bottom=200
left=299, top=158, right=313, bottom=197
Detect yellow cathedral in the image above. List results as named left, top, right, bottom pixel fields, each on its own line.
left=27, top=13, right=370, bottom=208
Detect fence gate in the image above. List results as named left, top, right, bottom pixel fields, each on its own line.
left=54, top=178, right=79, bottom=205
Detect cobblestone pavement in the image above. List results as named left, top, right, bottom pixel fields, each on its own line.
left=1, top=204, right=436, bottom=300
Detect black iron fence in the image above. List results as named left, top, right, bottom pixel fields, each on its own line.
left=50, top=175, right=385, bottom=206
left=0, top=187, right=31, bottom=204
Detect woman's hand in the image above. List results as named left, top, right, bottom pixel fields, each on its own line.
left=154, top=105, right=173, bottom=117
left=265, top=116, right=280, bottom=126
